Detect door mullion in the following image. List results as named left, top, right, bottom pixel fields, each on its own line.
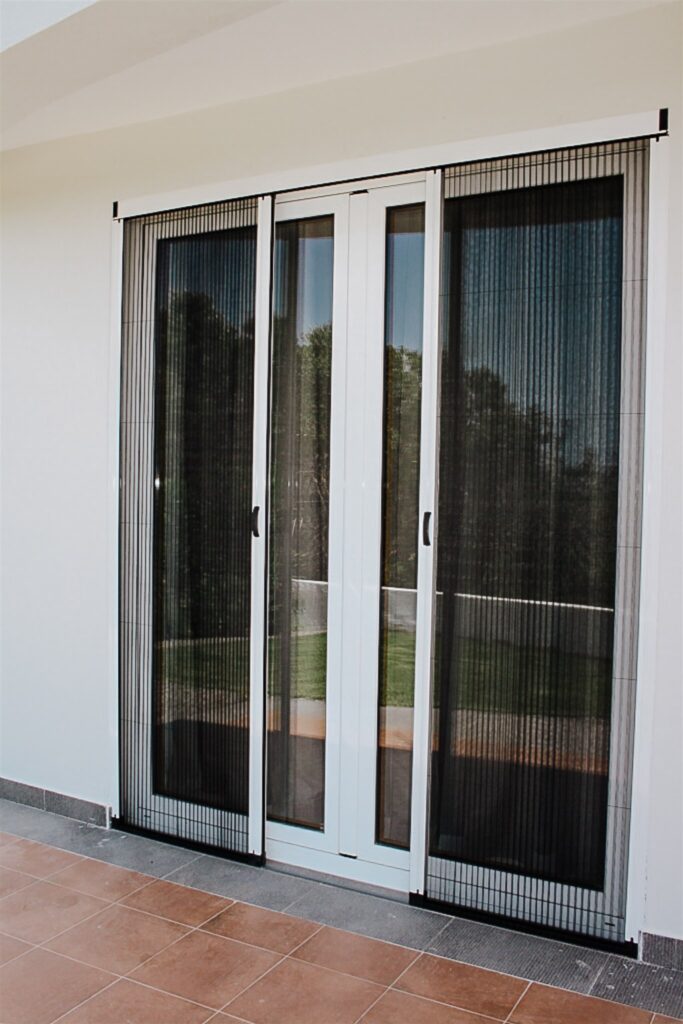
left=337, top=191, right=369, bottom=859
left=410, top=169, right=443, bottom=894
left=248, top=194, right=273, bottom=857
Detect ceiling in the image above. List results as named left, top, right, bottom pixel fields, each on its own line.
left=0, top=0, right=667, bottom=151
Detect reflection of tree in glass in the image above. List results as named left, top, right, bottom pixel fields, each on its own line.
left=438, top=366, right=618, bottom=608
left=269, top=318, right=332, bottom=586
left=381, top=345, right=422, bottom=590
left=155, top=291, right=255, bottom=642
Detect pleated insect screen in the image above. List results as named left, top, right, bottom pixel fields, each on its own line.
left=120, top=199, right=259, bottom=853
left=427, top=140, right=648, bottom=940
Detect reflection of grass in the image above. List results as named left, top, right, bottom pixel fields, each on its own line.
left=158, top=631, right=611, bottom=717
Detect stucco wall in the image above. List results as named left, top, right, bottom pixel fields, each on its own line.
left=1, top=2, right=681, bottom=942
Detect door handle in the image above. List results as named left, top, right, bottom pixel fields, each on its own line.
left=422, top=511, right=432, bottom=546
left=251, top=505, right=260, bottom=538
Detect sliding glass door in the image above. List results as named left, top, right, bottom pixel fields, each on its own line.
left=120, top=198, right=272, bottom=856
left=265, top=178, right=442, bottom=890
left=419, top=140, right=648, bottom=941
left=118, top=144, right=646, bottom=936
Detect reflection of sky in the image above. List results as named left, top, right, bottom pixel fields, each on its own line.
left=385, top=228, right=425, bottom=352
left=274, top=225, right=333, bottom=340
left=162, top=229, right=257, bottom=328
left=444, top=188, right=623, bottom=464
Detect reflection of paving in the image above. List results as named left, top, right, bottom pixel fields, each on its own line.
left=435, top=710, right=609, bottom=774
left=157, top=683, right=608, bottom=772
left=267, top=698, right=325, bottom=740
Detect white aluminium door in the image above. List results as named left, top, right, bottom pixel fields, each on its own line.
left=265, top=174, right=442, bottom=891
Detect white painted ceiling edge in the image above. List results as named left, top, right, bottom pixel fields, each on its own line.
left=0, top=0, right=669, bottom=152
left=0, top=0, right=97, bottom=51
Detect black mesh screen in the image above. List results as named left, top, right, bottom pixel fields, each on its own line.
left=120, top=199, right=259, bottom=852
left=152, top=227, right=256, bottom=812
left=431, top=176, right=623, bottom=889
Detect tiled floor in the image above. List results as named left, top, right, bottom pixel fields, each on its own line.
left=1, top=805, right=682, bottom=1024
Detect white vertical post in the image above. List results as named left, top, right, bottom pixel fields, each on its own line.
left=248, top=194, right=273, bottom=856
left=338, top=191, right=369, bottom=858
left=410, top=169, right=443, bottom=893
left=107, top=215, right=124, bottom=820
left=625, top=137, right=670, bottom=942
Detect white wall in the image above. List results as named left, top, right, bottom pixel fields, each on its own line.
left=1, top=1, right=681, bottom=941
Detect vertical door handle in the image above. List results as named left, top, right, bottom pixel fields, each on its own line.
left=251, top=505, right=260, bottom=538
left=422, top=511, right=432, bottom=546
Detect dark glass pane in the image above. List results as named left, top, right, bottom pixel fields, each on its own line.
left=153, top=226, right=257, bottom=812
left=431, top=177, right=623, bottom=889
left=267, top=216, right=334, bottom=830
left=376, top=204, right=425, bottom=848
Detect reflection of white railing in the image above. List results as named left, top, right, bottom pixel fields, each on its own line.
left=292, top=579, right=613, bottom=657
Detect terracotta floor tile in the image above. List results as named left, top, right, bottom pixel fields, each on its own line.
left=226, top=957, right=384, bottom=1024
left=130, top=929, right=280, bottom=1009
left=0, top=879, right=107, bottom=943
left=292, top=925, right=418, bottom=985
left=0, top=930, right=32, bottom=965
left=362, top=987, right=506, bottom=1023
left=0, top=947, right=114, bottom=1024
left=202, top=902, right=318, bottom=953
left=0, top=838, right=82, bottom=877
left=0, top=831, right=21, bottom=848
left=653, top=1016, right=683, bottom=1023
left=47, top=902, right=189, bottom=974
left=122, top=878, right=230, bottom=925
left=396, top=953, right=528, bottom=1019
left=509, top=983, right=654, bottom=1024
left=51, top=857, right=151, bottom=901
left=0, top=865, right=35, bottom=898
left=58, top=978, right=215, bottom=1023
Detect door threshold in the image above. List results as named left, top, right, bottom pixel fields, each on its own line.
left=266, top=856, right=409, bottom=904
left=265, top=837, right=409, bottom=895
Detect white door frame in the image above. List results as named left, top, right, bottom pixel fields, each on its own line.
left=265, top=173, right=442, bottom=893
left=265, top=192, right=350, bottom=862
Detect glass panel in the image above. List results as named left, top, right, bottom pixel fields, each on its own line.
left=267, top=216, right=334, bottom=830
left=153, top=225, right=257, bottom=812
left=431, top=177, right=623, bottom=889
left=376, top=204, right=425, bottom=848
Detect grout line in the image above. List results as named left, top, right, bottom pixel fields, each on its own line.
left=3, top=883, right=113, bottom=949
left=217, top=922, right=328, bottom=1014
left=385, top=952, right=513, bottom=1023
left=424, top=915, right=453, bottom=952
left=0, top=833, right=24, bottom=848
left=50, top=975, right=122, bottom=1024
left=45, top=910, right=232, bottom=1023
left=5, top=832, right=676, bottom=1021
left=352, top=949, right=424, bottom=1024
left=503, top=980, right=532, bottom=1022
left=586, top=952, right=610, bottom=997
left=279, top=880, right=324, bottom=915
left=159, top=852, right=206, bottom=880
left=0, top=822, right=205, bottom=881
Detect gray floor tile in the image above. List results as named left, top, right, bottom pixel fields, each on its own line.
left=165, top=854, right=318, bottom=911
left=428, top=915, right=608, bottom=994
left=590, top=955, right=683, bottom=1018
left=286, top=884, right=449, bottom=949
left=267, top=860, right=409, bottom=904
left=0, top=797, right=53, bottom=837
left=83, top=830, right=202, bottom=877
left=0, top=799, right=199, bottom=878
